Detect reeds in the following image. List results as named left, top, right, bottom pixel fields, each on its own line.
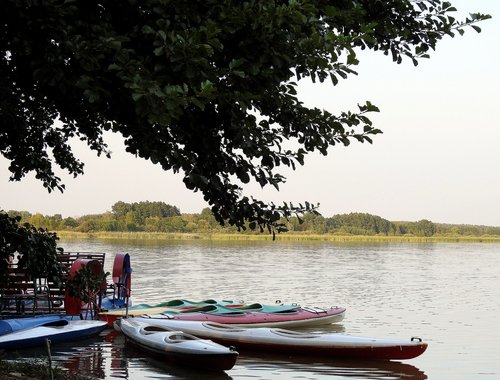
left=54, top=231, right=500, bottom=243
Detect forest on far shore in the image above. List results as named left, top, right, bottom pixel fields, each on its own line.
left=4, top=201, right=500, bottom=238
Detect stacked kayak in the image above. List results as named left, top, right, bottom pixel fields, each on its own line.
left=133, top=318, right=428, bottom=361
left=0, top=319, right=108, bottom=350
left=117, top=318, right=238, bottom=371
left=99, top=299, right=345, bottom=328
left=157, top=305, right=345, bottom=328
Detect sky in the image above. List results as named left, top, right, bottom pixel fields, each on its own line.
left=1, top=1, right=499, bottom=226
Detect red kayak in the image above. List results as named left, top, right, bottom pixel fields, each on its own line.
left=132, top=318, right=428, bottom=361
left=153, top=306, right=345, bottom=328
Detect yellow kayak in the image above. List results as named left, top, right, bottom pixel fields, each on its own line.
left=99, top=307, right=172, bottom=317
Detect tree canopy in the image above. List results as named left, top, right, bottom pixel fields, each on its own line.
left=1, top=1, right=490, bottom=237
left=10, top=205, right=500, bottom=239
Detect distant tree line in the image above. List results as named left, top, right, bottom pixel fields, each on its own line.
left=5, top=202, right=500, bottom=237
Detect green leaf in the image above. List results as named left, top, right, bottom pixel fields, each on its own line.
left=153, top=46, right=165, bottom=56
left=132, top=93, right=144, bottom=101
left=107, top=63, right=121, bottom=71
left=329, top=73, right=338, bottom=85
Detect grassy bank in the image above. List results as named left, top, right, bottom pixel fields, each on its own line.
left=0, top=358, right=95, bottom=380
left=54, top=231, right=500, bottom=243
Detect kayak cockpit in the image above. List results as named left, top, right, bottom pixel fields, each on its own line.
left=165, top=333, right=198, bottom=343
left=270, top=328, right=319, bottom=339
left=140, top=325, right=173, bottom=334
left=202, top=322, right=246, bottom=333
left=43, top=320, right=70, bottom=328
left=139, top=325, right=199, bottom=342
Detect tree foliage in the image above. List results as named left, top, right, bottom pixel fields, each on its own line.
left=111, top=201, right=180, bottom=221
left=326, top=212, right=395, bottom=235
left=10, top=205, right=500, bottom=239
left=1, top=1, right=490, bottom=237
left=0, top=211, right=64, bottom=287
left=66, top=264, right=109, bottom=306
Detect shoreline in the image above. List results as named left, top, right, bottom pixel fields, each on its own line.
left=54, top=231, right=500, bottom=243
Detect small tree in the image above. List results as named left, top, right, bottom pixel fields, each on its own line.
left=66, top=264, right=109, bottom=318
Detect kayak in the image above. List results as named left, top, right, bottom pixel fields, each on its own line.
left=154, top=299, right=234, bottom=309
left=133, top=318, right=428, bottom=361
left=100, top=306, right=179, bottom=320
left=161, top=306, right=346, bottom=328
left=100, top=305, right=345, bottom=328
left=0, top=319, right=108, bottom=350
left=103, top=299, right=300, bottom=314
left=154, top=299, right=300, bottom=313
left=0, top=314, right=69, bottom=336
left=100, top=303, right=300, bottom=317
left=117, top=318, right=238, bottom=371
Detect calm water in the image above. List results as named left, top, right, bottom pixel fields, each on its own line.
left=10, top=240, right=500, bottom=379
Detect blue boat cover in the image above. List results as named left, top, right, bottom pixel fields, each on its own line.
left=0, top=315, right=66, bottom=336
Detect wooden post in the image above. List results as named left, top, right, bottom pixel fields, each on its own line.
left=45, top=338, right=54, bottom=380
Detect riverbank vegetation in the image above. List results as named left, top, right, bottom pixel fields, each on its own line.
left=0, top=357, right=95, bottom=380
left=6, top=201, right=500, bottom=242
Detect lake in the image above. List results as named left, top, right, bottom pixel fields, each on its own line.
left=9, top=239, right=500, bottom=379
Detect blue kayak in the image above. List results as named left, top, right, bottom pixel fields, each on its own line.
left=0, top=315, right=69, bottom=336
left=0, top=319, right=108, bottom=350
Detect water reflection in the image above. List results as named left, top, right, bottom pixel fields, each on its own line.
left=104, top=330, right=129, bottom=379
left=238, top=353, right=427, bottom=379
left=123, top=348, right=234, bottom=380
left=2, top=331, right=111, bottom=379
left=61, top=345, right=106, bottom=379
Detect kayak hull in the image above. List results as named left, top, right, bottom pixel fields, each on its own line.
left=133, top=318, right=427, bottom=361
left=118, top=318, right=238, bottom=371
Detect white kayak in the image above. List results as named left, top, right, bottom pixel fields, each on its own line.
left=0, top=319, right=108, bottom=350
left=116, top=318, right=238, bottom=371
left=133, top=317, right=428, bottom=361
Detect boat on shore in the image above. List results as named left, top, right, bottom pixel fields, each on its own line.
left=0, top=319, right=108, bottom=350
left=116, top=318, right=238, bottom=371
left=132, top=318, right=428, bottom=361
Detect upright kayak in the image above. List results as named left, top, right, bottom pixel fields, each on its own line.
left=133, top=317, right=428, bottom=361
left=116, top=318, right=238, bottom=371
left=0, top=319, right=108, bottom=350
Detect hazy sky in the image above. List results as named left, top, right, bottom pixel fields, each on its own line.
left=2, top=1, right=499, bottom=226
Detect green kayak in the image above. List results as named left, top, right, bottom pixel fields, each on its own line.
left=128, top=299, right=301, bottom=314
